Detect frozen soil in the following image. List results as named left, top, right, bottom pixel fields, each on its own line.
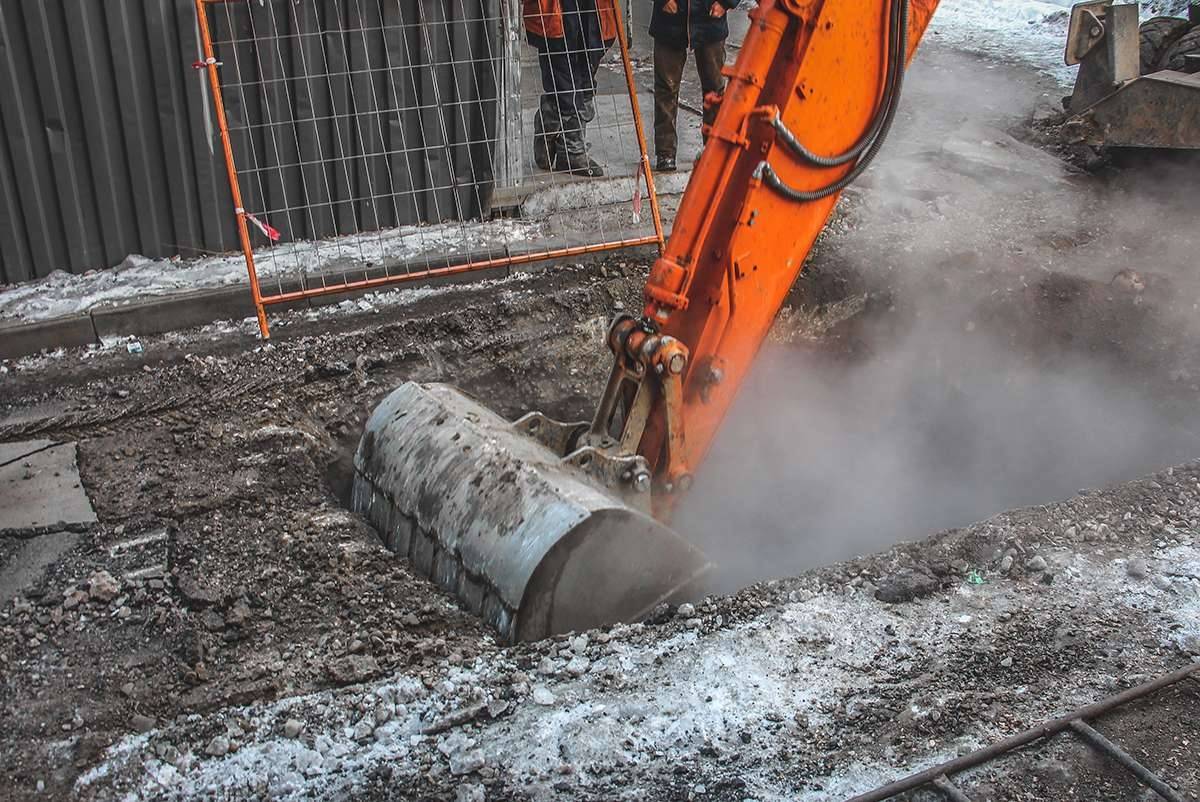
left=2, top=43, right=1200, bottom=802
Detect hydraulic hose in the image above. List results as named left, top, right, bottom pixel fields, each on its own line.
left=755, top=0, right=909, bottom=201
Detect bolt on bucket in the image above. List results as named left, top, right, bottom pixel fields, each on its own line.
left=352, top=382, right=711, bottom=642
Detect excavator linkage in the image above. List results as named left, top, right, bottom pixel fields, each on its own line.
left=352, top=382, right=711, bottom=641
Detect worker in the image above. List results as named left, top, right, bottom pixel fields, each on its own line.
left=649, top=0, right=738, bottom=172
left=524, top=0, right=617, bottom=177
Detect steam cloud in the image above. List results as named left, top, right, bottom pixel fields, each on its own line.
left=677, top=46, right=1200, bottom=591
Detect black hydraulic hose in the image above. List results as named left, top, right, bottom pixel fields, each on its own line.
left=771, top=0, right=903, bottom=167
left=755, top=0, right=909, bottom=201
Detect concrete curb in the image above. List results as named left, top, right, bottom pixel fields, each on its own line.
left=0, top=239, right=665, bottom=361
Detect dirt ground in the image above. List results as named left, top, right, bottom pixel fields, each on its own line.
left=3, top=42, right=1200, bottom=802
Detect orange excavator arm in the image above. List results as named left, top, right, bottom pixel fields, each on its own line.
left=585, top=0, right=940, bottom=519
left=354, top=0, right=944, bottom=642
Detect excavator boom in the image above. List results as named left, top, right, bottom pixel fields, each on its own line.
left=627, top=0, right=939, bottom=514
left=354, top=0, right=940, bottom=641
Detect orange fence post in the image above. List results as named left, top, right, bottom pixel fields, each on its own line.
left=610, top=0, right=666, bottom=253
left=193, top=0, right=271, bottom=339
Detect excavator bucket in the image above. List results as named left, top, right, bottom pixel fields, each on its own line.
left=352, top=382, right=711, bottom=642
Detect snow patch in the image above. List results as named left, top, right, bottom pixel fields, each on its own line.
left=0, top=219, right=544, bottom=325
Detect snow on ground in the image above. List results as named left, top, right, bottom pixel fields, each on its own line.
left=77, top=520, right=1200, bottom=801
left=0, top=219, right=544, bottom=325
left=931, top=0, right=1193, bottom=84
left=930, top=0, right=1078, bottom=83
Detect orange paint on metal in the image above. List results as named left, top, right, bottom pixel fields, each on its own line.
left=636, top=0, right=941, bottom=516
left=194, top=0, right=270, bottom=338
left=257, top=235, right=661, bottom=305
left=611, top=0, right=666, bottom=252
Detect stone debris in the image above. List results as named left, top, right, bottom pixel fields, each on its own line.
left=131, top=714, right=156, bottom=734
left=449, top=749, right=486, bottom=776
left=456, top=784, right=486, bottom=802
left=531, top=686, right=557, bottom=706
left=87, top=570, right=120, bottom=603
left=204, top=735, right=230, bottom=758
left=874, top=569, right=939, bottom=603
left=1125, top=557, right=1149, bottom=579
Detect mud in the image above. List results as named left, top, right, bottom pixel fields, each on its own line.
left=2, top=42, right=1200, bottom=802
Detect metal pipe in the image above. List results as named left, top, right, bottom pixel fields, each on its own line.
left=258, top=235, right=661, bottom=305
left=193, top=0, right=271, bottom=339
left=1069, top=720, right=1185, bottom=802
left=843, top=662, right=1200, bottom=802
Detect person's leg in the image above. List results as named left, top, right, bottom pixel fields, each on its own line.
left=693, top=39, right=727, bottom=142
left=553, top=0, right=604, bottom=175
left=653, top=39, right=686, bottom=170
left=533, top=38, right=572, bottom=170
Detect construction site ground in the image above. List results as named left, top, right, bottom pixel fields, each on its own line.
left=3, top=41, right=1200, bottom=802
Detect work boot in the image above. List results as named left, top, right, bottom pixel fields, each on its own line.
left=533, top=112, right=556, bottom=171
left=656, top=155, right=676, bottom=173
left=553, top=149, right=604, bottom=178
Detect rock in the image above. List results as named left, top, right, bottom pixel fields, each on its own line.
left=283, top=719, right=305, bottom=739
left=225, top=598, right=252, bottom=627
left=1000, top=656, right=1013, bottom=668
left=131, top=714, right=156, bottom=733
left=87, top=571, right=120, bottom=603
left=200, top=610, right=226, bottom=631
left=326, top=655, right=381, bottom=685
left=1152, top=575, right=1173, bottom=592
left=874, top=570, right=939, bottom=604
left=565, top=655, right=590, bottom=677
left=536, top=657, right=557, bottom=676
left=177, top=576, right=221, bottom=609
left=352, top=717, right=374, bottom=741
left=422, top=703, right=487, bottom=735
left=348, top=639, right=365, bottom=655
left=1026, top=555, right=1048, bottom=572
left=569, top=634, right=589, bottom=654
left=449, top=749, right=486, bottom=776
left=487, top=699, right=510, bottom=718
left=999, top=554, right=1014, bottom=574
left=1125, top=558, right=1149, bottom=579
left=438, top=731, right=472, bottom=757
left=205, top=735, right=230, bottom=757
left=531, top=686, right=557, bottom=706
left=677, top=602, right=696, bottom=618
left=456, top=783, right=486, bottom=802
left=374, top=704, right=392, bottom=725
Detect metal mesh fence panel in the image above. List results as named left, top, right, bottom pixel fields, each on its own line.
left=194, top=0, right=663, bottom=336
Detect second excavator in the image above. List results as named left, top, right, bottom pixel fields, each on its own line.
left=352, top=0, right=941, bottom=642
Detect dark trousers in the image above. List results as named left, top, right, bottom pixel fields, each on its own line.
left=653, top=38, right=726, bottom=160
left=530, top=0, right=611, bottom=159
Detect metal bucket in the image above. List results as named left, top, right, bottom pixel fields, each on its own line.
left=352, top=382, right=711, bottom=642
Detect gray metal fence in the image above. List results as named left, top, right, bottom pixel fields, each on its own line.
left=0, top=0, right=506, bottom=285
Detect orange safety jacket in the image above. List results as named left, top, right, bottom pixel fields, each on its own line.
left=523, top=0, right=619, bottom=41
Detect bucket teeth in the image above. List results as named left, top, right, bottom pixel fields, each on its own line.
left=353, top=382, right=710, bottom=642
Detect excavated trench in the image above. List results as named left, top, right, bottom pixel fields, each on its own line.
left=328, top=259, right=1200, bottom=606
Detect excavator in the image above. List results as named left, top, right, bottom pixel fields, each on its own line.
left=352, top=0, right=940, bottom=642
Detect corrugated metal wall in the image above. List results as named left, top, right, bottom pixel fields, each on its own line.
left=0, top=0, right=502, bottom=285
